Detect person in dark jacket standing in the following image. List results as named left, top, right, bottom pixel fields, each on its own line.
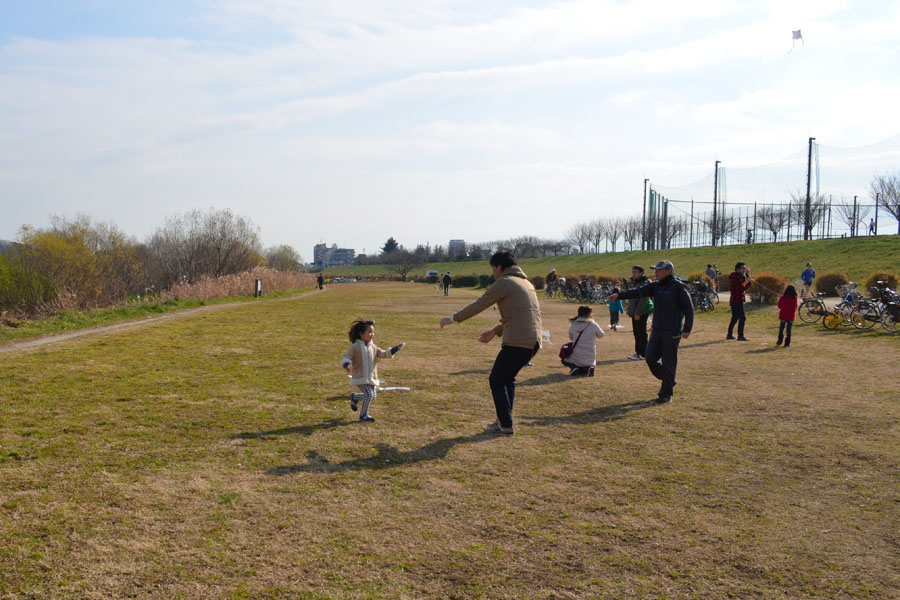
left=625, top=265, right=650, bottom=361
left=442, top=272, right=452, bottom=296
left=727, top=262, right=753, bottom=341
left=317, top=274, right=324, bottom=290
left=608, top=260, right=693, bottom=404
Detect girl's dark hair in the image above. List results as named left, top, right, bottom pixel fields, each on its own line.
left=783, top=285, right=798, bottom=299
left=349, top=319, right=375, bottom=342
left=569, top=305, right=592, bottom=321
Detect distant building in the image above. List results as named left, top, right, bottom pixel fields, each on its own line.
left=448, top=239, right=466, bottom=259
left=314, top=243, right=356, bottom=268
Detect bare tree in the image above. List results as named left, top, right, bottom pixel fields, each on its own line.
left=385, top=249, right=418, bottom=281
left=789, top=190, right=829, bottom=240
left=603, top=217, right=623, bottom=252
left=565, top=222, right=592, bottom=255
left=663, top=216, right=688, bottom=249
left=588, top=219, right=606, bottom=254
left=757, top=205, right=788, bottom=242
left=834, top=199, right=871, bottom=237
left=870, top=172, right=900, bottom=234
left=621, top=217, right=642, bottom=251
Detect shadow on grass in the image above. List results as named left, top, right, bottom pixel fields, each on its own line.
left=746, top=346, right=780, bottom=354
left=519, top=399, right=655, bottom=428
left=232, top=418, right=353, bottom=440
left=267, top=433, right=495, bottom=475
left=518, top=372, right=571, bottom=386
left=681, top=339, right=727, bottom=349
left=449, top=369, right=492, bottom=375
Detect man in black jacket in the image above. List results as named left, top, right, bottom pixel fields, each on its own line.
left=441, top=272, right=452, bottom=296
left=608, top=260, right=694, bottom=404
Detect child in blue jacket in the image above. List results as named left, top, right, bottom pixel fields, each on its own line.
left=607, top=296, right=624, bottom=330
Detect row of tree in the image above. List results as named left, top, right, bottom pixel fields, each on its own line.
left=0, top=209, right=304, bottom=314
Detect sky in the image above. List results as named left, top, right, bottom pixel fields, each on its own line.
left=2, top=0, right=899, bottom=260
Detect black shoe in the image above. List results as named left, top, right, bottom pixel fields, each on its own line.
left=737, top=336, right=749, bottom=341
left=726, top=334, right=736, bottom=340
left=784, top=341, right=790, bottom=347
left=359, top=415, right=375, bottom=423
left=349, top=393, right=359, bottom=412
left=655, top=395, right=672, bottom=404
left=776, top=339, right=782, bottom=346
left=588, top=366, right=595, bottom=377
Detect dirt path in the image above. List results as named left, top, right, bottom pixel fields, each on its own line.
left=0, top=289, right=322, bottom=355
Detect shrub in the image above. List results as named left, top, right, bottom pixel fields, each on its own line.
left=686, top=272, right=715, bottom=285
left=718, top=273, right=730, bottom=292
left=531, top=275, right=545, bottom=290
left=863, top=270, right=898, bottom=290
left=452, top=275, right=479, bottom=287
left=814, top=272, right=849, bottom=297
left=594, top=273, right=619, bottom=285
left=749, top=271, right=789, bottom=304
left=478, top=274, right=495, bottom=288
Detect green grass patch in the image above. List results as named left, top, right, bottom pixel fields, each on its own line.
left=325, top=236, right=900, bottom=285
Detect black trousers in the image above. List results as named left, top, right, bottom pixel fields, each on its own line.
left=777, top=320, right=793, bottom=343
left=489, top=344, right=538, bottom=428
left=644, top=330, right=680, bottom=397
left=728, top=302, right=746, bottom=337
left=632, top=314, right=648, bottom=356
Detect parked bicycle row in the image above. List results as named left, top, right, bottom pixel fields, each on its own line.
left=798, top=281, right=900, bottom=333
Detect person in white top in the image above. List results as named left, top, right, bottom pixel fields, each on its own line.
left=561, top=305, right=605, bottom=376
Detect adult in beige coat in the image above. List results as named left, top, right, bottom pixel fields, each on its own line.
left=440, top=252, right=542, bottom=436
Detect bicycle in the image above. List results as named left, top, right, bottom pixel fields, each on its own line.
left=798, top=293, right=829, bottom=323
left=850, top=282, right=899, bottom=331
left=824, top=283, right=863, bottom=329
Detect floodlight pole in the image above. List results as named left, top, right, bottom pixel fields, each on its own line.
left=642, top=178, right=648, bottom=251
left=712, top=160, right=720, bottom=247
left=805, top=137, right=815, bottom=240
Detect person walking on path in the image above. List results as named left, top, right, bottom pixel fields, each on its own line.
left=561, top=305, right=605, bottom=376
left=800, top=263, right=815, bottom=298
left=607, top=260, right=693, bottom=404
left=776, top=285, right=799, bottom=347
left=727, top=262, right=753, bottom=341
left=440, top=252, right=542, bottom=436
left=626, top=265, right=651, bottom=361
left=441, top=272, right=452, bottom=296
left=340, top=320, right=406, bottom=422
left=317, top=274, right=325, bottom=290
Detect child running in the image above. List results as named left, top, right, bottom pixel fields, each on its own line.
left=340, top=319, right=405, bottom=422
left=776, top=285, right=798, bottom=347
left=606, top=295, right=624, bottom=330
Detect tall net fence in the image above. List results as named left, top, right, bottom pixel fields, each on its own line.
left=645, top=134, right=900, bottom=249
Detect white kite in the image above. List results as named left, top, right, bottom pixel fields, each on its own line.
left=790, top=29, right=803, bottom=52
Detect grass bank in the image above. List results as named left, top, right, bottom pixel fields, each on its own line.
left=0, top=287, right=314, bottom=344
left=1, top=283, right=897, bottom=598
left=326, top=236, right=900, bottom=284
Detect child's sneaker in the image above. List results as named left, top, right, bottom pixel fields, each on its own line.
left=349, top=393, right=360, bottom=412
left=359, top=415, right=375, bottom=423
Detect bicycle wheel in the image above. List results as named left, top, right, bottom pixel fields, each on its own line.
left=881, top=308, right=900, bottom=333
left=850, top=302, right=878, bottom=330
left=822, top=312, right=840, bottom=330
left=708, top=291, right=719, bottom=304
left=798, top=300, right=823, bottom=323
left=704, top=298, right=715, bottom=312
left=835, top=302, right=856, bottom=327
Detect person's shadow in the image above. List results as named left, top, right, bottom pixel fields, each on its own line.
left=232, top=418, right=353, bottom=440
left=267, top=433, right=493, bottom=475
left=519, top=399, right=655, bottom=428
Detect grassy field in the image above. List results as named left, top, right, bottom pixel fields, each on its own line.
left=326, top=236, right=900, bottom=285
left=1, top=283, right=898, bottom=599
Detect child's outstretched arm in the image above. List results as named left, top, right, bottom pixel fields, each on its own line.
left=341, top=346, right=354, bottom=372
left=390, top=342, right=406, bottom=355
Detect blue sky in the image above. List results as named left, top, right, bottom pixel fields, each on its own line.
left=2, top=0, right=899, bottom=259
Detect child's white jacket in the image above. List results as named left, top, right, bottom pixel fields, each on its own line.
left=341, top=340, right=396, bottom=386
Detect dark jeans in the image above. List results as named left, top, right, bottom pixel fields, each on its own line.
left=489, top=344, right=538, bottom=428
left=632, top=314, right=648, bottom=356
left=645, top=329, right=681, bottom=398
left=610, top=311, right=619, bottom=327
left=728, top=302, right=746, bottom=337
left=777, top=320, right=793, bottom=344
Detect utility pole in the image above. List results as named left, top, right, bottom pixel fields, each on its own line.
left=642, top=178, right=648, bottom=251
left=712, top=160, right=720, bottom=247
left=805, top=137, right=815, bottom=240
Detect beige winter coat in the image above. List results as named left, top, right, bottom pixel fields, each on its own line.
left=341, top=340, right=396, bottom=386
left=452, top=265, right=543, bottom=350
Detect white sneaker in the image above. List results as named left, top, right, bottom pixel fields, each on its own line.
left=627, top=354, right=643, bottom=361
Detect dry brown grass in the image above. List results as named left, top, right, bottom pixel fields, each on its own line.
left=162, top=267, right=317, bottom=301
left=0, top=282, right=898, bottom=599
